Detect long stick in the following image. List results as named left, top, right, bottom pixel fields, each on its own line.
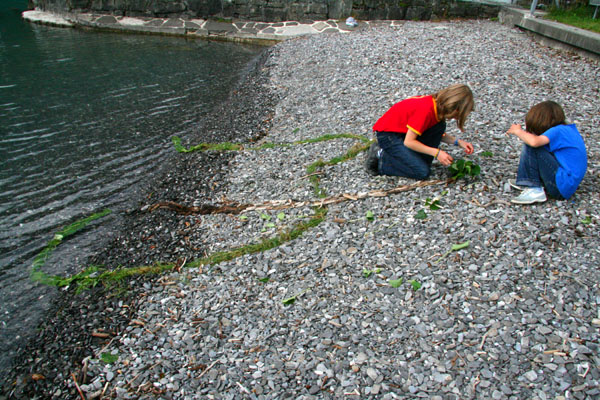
left=148, top=179, right=449, bottom=215
left=71, top=372, right=86, bottom=400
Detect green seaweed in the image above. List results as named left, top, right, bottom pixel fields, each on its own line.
left=30, top=209, right=111, bottom=287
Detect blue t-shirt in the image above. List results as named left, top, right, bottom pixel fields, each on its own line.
left=543, top=124, right=587, bottom=199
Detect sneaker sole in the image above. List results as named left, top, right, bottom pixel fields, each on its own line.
left=364, top=142, right=379, bottom=175
left=510, top=197, right=546, bottom=205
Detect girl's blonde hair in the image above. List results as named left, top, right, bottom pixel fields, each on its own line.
left=433, top=84, right=474, bottom=131
left=525, top=101, right=565, bottom=135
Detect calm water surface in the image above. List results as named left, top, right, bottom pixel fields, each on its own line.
left=0, top=2, right=263, bottom=373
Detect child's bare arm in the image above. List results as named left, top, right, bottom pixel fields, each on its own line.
left=442, top=134, right=474, bottom=155
left=405, top=130, right=453, bottom=165
left=506, top=124, right=549, bottom=147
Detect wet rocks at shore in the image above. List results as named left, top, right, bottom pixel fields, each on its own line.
left=3, top=20, right=600, bottom=399
left=1, top=46, right=276, bottom=399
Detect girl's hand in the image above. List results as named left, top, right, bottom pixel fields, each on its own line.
left=437, top=150, right=453, bottom=166
left=507, top=124, right=524, bottom=136
left=459, top=140, right=474, bottom=155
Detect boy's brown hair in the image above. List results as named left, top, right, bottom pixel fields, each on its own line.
left=433, top=84, right=474, bottom=132
left=525, top=101, right=566, bottom=135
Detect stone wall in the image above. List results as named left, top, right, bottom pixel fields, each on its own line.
left=30, top=0, right=500, bottom=21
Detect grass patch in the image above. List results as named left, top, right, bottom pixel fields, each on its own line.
left=544, top=5, right=600, bottom=33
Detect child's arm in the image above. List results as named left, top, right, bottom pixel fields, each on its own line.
left=405, top=129, right=453, bottom=165
left=442, top=134, right=474, bottom=155
left=506, top=124, right=550, bottom=147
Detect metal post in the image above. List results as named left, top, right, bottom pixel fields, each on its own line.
left=529, top=0, right=539, bottom=17
left=591, top=0, right=600, bottom=19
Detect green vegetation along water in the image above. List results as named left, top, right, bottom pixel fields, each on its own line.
left=0, top=0, right=264, bottom=375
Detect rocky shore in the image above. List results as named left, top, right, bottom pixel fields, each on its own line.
left=3, top=19, right=600, bottom=399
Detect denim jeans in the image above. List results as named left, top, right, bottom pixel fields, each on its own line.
left=376, top=121, right=446, bottom=180
left=516, top=144, right=563, bottom=199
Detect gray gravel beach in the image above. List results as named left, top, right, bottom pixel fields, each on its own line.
left=6, top=19, right=600, bottom=399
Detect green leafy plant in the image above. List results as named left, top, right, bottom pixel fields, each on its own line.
left=277, top=212, right=285, bottom=221
left=258, top=277, right=270, bottom=283
left=481, top=151, right=493, bottom=157
left=581, top=216, right=592, bottom=225
left=449, top=160, right=480, bottom=179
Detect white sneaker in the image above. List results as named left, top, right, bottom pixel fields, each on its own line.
left=511, top=187, right=547, bottom=204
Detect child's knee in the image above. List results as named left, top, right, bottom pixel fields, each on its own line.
left=413, top=171, right=430, bottom=180
left=410, top=167, right=431, bottom=180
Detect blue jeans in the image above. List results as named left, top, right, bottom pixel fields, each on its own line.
left=516, top=144, right=563, bottom=199
left=376, top=121, right=446, bottom=180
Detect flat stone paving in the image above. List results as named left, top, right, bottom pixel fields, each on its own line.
left=22, top=7, right=600, bottom=56
left=22, top=10, right=363, bottom=45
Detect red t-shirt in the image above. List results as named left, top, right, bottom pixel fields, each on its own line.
left=373, top=95, right=440, bottom=136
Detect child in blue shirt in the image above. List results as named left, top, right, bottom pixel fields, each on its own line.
left=506, top=101, right=587, bottom=204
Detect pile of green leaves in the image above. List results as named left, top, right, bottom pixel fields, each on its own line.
left=449, top=159, right=480, bottom=180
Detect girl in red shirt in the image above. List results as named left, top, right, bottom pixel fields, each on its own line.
left=365, top=84, right=475, bottom=179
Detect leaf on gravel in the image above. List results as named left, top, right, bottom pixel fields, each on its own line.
left=100, top=352, right=118, bottom=364
left=389, top=278, right=403, bottom=288
left=282, top=289, right=308, bottom=305
left=410, top=280, right=422, bottom=291
left=451, top=241, right=470, bottom=251
left=282, top=295, right=296, bottom=305
left=415, top=209, right=427, bottom=220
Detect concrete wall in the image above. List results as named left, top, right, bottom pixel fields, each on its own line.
left=30, top=0, right=501, bottom=21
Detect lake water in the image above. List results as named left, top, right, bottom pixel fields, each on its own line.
left=0, top=1, right=264, bottom=374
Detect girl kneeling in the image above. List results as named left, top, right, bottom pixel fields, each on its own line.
left=365, top=84, right=475, bottom=179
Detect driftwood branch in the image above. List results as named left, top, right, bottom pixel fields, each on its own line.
left=147, top=179, right=450, bottom=215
